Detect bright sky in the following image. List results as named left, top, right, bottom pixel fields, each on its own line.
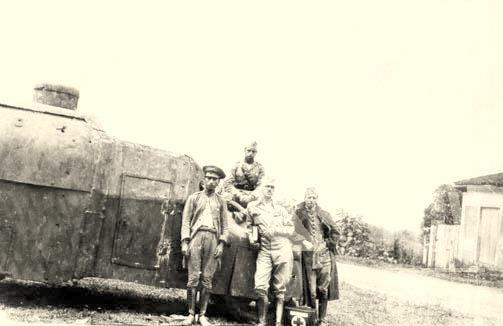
left=1, top=1, right=502, bottom=232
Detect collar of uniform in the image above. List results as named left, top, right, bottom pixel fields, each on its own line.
left=256, top=198, right=276, bottom=208
left=202, top=190, right=217, bottom=198
left=300, top=201, right=319, bottom=214
left=240, top=160, right=260, bottom=169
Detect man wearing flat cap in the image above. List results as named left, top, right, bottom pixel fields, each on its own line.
left=246, top=177, right=294, bottom=326
left=180, top=165, right=229, bottom=326
left=293, top=187, right=340, bottom=326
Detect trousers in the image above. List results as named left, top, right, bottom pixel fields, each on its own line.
left=254, top=246, right=293, bottom=299
left=309, top=263, right=331, bottom=300
left=187, top=230, right=218, bottom=289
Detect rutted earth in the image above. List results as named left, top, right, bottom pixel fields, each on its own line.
left=0, top=264, right=501, bottom=325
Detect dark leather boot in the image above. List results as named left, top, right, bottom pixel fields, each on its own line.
left=275, top=297, right=284, bottom=326
left=199, top=288, right=212, bottom=326
left=257, top=296, right=269, bottom=326
left=181, top=287, right=196, bottom=325
left=318, top=296, right=328, bottom=326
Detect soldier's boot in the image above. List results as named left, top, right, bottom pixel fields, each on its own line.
left=318, top=296, right=328, bottom=326
left=198, top=288, right=212, bottom=326
left=312, top=297, right=319, bottom=322
left=256, top=296, right=269, bottom=326
left=181, top=287, right=196, bottom=325
left=274, top=297, right=284, bottom=326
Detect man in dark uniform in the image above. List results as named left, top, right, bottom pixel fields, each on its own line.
left=224, top=142, right=265, bottom=216
left=293, top=188, right=339, bottom=326
left=180, top=166, right=229, bottom=326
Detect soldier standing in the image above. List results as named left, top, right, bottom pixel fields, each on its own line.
left=180, top=166, right=229, bottom=326
left=247, top=177, right=294, bottom=326
left=293, top=188, right=339, bottom=326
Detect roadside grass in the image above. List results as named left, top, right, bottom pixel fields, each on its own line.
left=0, top=278, right=244, bottom=325
left=0, top=278, right=497, bottom=325
left=337, top=255, right=503, bottom=289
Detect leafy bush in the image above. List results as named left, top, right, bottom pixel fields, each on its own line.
left=335, top=214, right=374, bottom=258
left=422, top=184, right=462, bottom=240
left=390, top=231, right=423, bottom=265
left=335, top=211, right=423, bottom=265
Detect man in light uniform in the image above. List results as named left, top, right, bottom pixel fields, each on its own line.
left=246, top=177, right=293, bottom=326
left=293, top=188, right=339, bottom=326
left=180, top=165, right=229, bottom=326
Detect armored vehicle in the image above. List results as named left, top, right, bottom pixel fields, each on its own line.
left=0, top=84, right=204, bottom=288
left=0, top=85, right=306, bottom=321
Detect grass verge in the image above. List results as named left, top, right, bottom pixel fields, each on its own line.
left=0, top=278, right=497, bottom=325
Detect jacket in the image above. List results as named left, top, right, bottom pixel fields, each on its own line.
left=293, top=202, right=340, bottom=302
left=181, top=190, right=229, bottom=244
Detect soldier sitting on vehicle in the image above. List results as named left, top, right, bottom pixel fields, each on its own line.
left=223, top=142, right=265, bottom=223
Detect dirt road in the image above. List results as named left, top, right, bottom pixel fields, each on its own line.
left=338, top=262, right=503, bottom=322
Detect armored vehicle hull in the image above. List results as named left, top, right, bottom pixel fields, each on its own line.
left=0, top=97, right=202, bottom=290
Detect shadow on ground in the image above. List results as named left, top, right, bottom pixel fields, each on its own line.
left=0, top=279, right=185, bottom=315
left=0, top=278, right=253, bottom=325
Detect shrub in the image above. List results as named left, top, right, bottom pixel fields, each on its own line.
left=335, top=214, right=373, bottom=258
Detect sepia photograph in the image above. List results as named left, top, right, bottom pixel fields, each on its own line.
left=1, top=1, right=502, bottom=325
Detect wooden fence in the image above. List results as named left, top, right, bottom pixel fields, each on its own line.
left=426, top=224, right=459, bottom=270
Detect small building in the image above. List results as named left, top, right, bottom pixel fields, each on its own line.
left=454, top=173, right=503, bottom=270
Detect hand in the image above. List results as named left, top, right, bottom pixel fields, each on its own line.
left=181, top=241, right=189, bottom=257
left=243, top=193, right=255, bottom=204
left=293, top=250, right=302, bottom=261
left=214, top=242, right=224, bottom=258
left=326, top=238, right=338, bottom=251
left=233, top=211, right=245, bottom=224
left=158, top=244, right=168, bottom=256
left=302, top=240, right=314, bottom=251
left=250, top=190, right=260, bottom=199
left=250, top=242, right=261, bottom=251
left=260, top=226, right=273, bottom=239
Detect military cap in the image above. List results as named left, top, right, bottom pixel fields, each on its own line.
left=261, top=176, right=276, bottom=186
left=305, top=187, right=318, bottom=198
left=203, top=165, right=226, bottom=179
left=245, top=141, right=258, bottom=151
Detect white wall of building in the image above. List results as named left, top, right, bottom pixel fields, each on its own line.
left=458, top=186, right=503, bottom=269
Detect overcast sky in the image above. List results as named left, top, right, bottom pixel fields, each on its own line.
left=1, top=1, right=502, bottom=232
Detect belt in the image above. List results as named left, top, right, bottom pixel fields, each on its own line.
left=197, top=226, right=217, bottom=234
